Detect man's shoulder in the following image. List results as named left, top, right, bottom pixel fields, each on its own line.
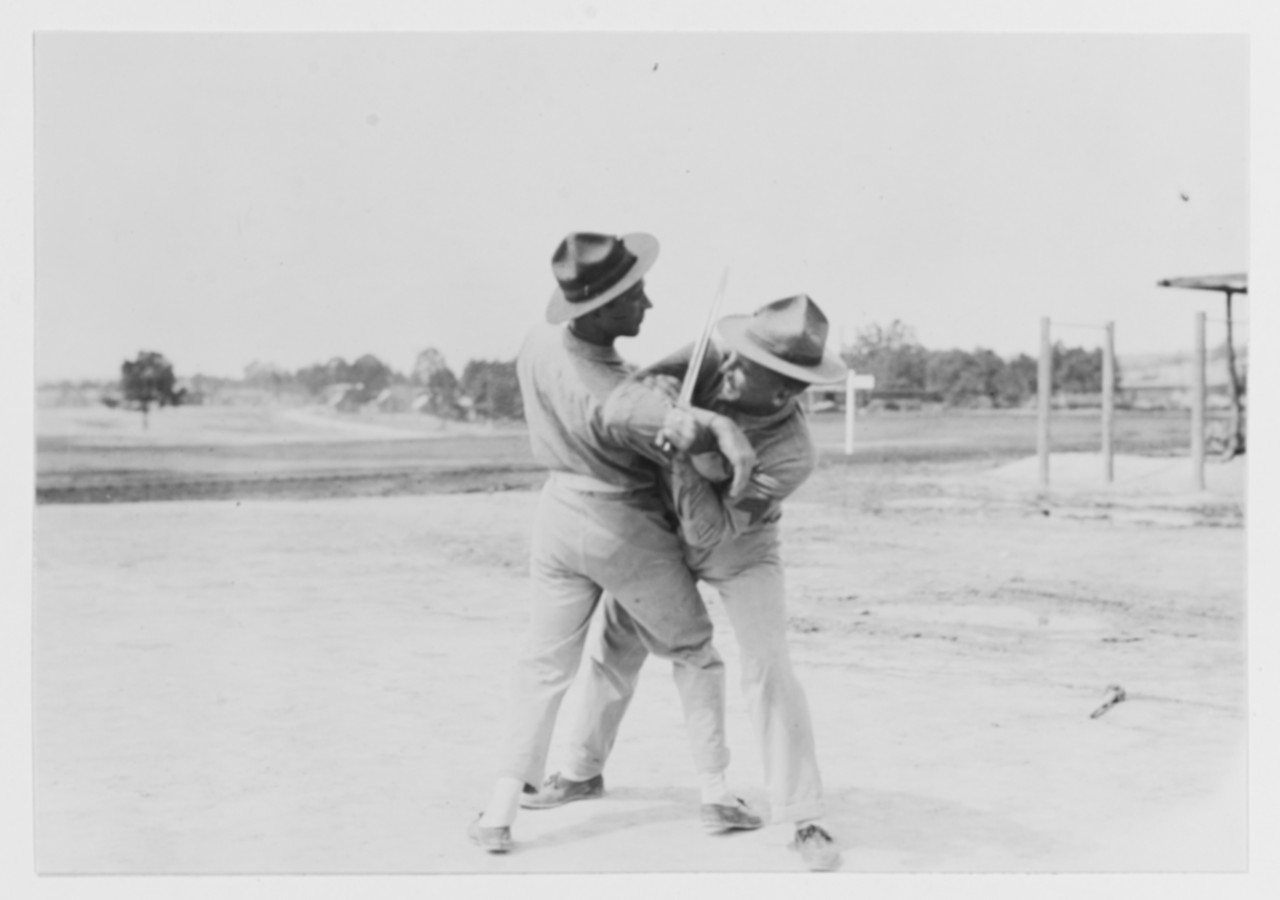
left=520, top=321, right=560, bottom=352
left=776, top=406, right=817, bottom=455
left=744, top=404, right=816, bottom=473
left=518, top=322, right=573, bottom=371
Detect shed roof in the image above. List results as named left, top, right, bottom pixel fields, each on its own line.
left=1156, top=273, right=1248, bottom=294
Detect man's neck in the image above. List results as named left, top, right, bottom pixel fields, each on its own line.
left=724, top=396, right=797, bottom=420
left=569, top=320, right=616, bottom=348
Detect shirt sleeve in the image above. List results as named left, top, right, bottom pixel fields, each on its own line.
left=599, top=343, right=726, bottom=463
left=640, top=342, right=725, bottom=409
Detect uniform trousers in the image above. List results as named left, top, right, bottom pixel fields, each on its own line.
left=561, top=527, right=825, bottom=824
left=498, top=477, right=729, bottom=789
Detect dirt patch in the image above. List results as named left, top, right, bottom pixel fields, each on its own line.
left=31, top=451, right=1246, bottom=874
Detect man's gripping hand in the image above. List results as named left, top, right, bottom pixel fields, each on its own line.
left=656, top=406, right=704, bottom=455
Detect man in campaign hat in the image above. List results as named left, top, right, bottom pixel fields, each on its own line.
left=469, top=233, right=765, bottom=853
left=523, top=293, right=848, bottom=871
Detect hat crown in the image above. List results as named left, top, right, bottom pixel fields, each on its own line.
left=744, top=294, right=830, bottom=367
left=551, top=233, right=639, bottom=304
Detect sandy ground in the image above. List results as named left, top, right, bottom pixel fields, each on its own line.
left=28, top=449, right=1251, bottom=883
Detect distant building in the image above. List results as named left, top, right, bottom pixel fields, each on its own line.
left=1118, top=347, right=1247, bottom=410
left=374, top=385, right=417, bottom=413
left=323, top=382, right=365, bottom=412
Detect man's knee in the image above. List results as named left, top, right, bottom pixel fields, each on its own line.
left=588, top=650, right=644, bottom=693
left=518, top=652, right=580, bottom=690
left=666, top=634, right=723, bottom=671
left=736, top=634, right=791, bottom=667
left=610, top=594, right=715, bottom=658
left=740, top=645, right=794, bottom=679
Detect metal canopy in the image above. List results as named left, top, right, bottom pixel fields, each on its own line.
left=1155, top=271, right=1248, bottom=460
left=1156, top=273, right=1248, bottom=294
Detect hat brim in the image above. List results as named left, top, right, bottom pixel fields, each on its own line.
left=545, top=233, right=660, bottom=324
left=716, top=314, right=849, bottom=384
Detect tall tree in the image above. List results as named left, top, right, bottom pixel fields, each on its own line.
left=460, top=359, right=523, bottom=420
left=994, top=353, right=1039, bottom=407
left=349, top=354, right=394, bottom=403
left=1053, top=344, right=1105, bottom=394
left=413, top=347, right=463, bottom=417
left=842, top=320, right=927, bottom=391
left=295, top=360, right=338, bottom=397
left=925, top=348, right=1006, bottom=406
left=120, top=351, right=184, bottom=428
left=412, top=348, right=450, bottom=385
left=426, top=367, right=462, bottom=418
left=243, top=360, right=292, bottom=394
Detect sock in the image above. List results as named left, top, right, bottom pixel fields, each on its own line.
left=699, top=771, right=737, bottom=806
left=561, top=765, right=596, bottom=784
left=479, top=777, right=524, bottom=828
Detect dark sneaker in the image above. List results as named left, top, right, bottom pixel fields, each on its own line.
left=700, top=797, right=765, bottom=834
left=467, top=815, right=513, bottom=854
left=792, top=823, right=842, bottom=871
left=519, top=772, right=605, bottom=810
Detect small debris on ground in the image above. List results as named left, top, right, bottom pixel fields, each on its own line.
left=1090, top=684, right=1126, bottom=719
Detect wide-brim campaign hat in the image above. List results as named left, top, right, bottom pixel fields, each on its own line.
left=716, top=294, right=848, bottom=384
left=545, top=232, right=660, bottom=324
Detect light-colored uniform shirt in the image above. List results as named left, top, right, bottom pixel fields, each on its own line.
left=516, top=322, right=659, bottom=490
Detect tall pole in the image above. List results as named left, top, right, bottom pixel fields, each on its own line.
left=844, top=370, right=855, bottom=456
left=1192, top=311, right=1206, bottom=490
left=1102, top=321, right=1115, bottom=483
left=1223, top=291, right=1245, bottom=456
left=1038, top=317, right=1051, bottom=491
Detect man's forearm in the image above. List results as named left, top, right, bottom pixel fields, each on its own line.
left=599, top=379, right=680, bottom=464
left=683, top=407, right=737, bottom=455
left=603, top=381, right=738, bottom=457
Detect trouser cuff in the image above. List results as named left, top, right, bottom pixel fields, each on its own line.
left=771, top=798, right=825, bottom=826
left=562, top=760, right=603, bottom=782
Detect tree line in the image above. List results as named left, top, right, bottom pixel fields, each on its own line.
left=841, top=320, right=1117, bottom=408
left=107, top=322, right=1117, bottom=425
left=115, top=348, right=523, bottom=421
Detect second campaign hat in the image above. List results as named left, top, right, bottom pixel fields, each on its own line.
left=716, top=294, right=848, bottom=384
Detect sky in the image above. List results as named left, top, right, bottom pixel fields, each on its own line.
left=30, top=29, right=1252, bottom=382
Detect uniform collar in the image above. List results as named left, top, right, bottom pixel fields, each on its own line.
left=562, top=323, right=623, bottom=363
left=712, top=396, right=800, bottom=429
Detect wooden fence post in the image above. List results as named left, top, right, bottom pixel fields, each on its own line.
left=1192, top=311, right=1206, bottom=490
left=1038, top=317, right=1051, bottom=491
left=1102, top=321, right=1115, bottom=482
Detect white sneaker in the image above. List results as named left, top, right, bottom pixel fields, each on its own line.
left=467, top=814, right=513, bottom=853
left=700, top=797, right=765, bottom=834
left=792, top=823, right=843, bottom=871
